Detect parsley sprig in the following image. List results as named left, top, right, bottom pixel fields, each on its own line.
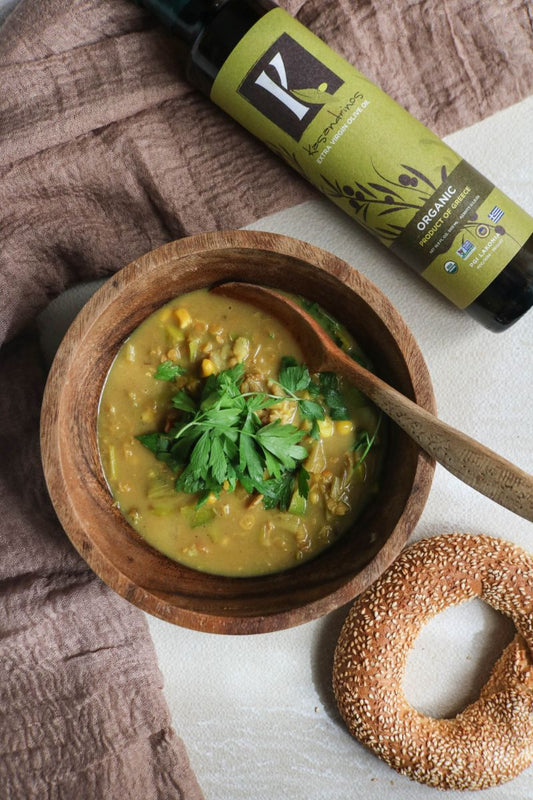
left=137, top=357, right=350, bottom=510
left=153, top=360, right=186, bottom=381
left=271, top=356, right=348, bottom=438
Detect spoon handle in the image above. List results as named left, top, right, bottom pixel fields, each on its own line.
left=330, top=350, right=533, bottom=522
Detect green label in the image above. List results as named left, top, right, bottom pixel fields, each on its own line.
left=211, top=7, right=533, bottom=308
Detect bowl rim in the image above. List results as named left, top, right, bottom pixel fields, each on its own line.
left=40, top=229, right=436, bottom=634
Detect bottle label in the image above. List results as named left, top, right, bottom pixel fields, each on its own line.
left=211, top=8, right=533, bottom=308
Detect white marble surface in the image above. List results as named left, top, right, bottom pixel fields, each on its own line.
left=16, top=0, right=533, bottom=793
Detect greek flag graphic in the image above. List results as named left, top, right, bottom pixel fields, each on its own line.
left=488, top=205, right=504, bottom=223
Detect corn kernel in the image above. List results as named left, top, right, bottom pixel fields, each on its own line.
left=335, top=419, right=354, bottom=436
left=318, top=417, right=334, bottom=438
left=201, top=358, right=215, bottom=377
left=141, top=408, right=155, bottom=423
left=174, top=307, right=192, bottom=329
left=205, top=492, right=218, bottom=506
left=159, top=307, right=172, bottom=322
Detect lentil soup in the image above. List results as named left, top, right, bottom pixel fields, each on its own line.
left=97, top=289, right=384, bottom=577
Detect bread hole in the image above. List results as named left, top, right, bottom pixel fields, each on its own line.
left=402, top=598, right=516, bottom=719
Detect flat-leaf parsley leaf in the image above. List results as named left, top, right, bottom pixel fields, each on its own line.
left=154, top=361, right=186, bottom=381
left=138, top=355, right=354, bottom=510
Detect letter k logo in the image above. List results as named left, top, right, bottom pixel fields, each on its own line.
left=239, top=33, right=344, bottom=140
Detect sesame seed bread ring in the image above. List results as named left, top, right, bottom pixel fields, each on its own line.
left=332, top=533, right=533, bottom=791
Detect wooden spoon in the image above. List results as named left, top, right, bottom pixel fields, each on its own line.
left=212, top=281, right=533, bottom=523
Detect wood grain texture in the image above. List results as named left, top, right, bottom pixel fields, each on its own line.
left=40, top=230, right=436, bottom=634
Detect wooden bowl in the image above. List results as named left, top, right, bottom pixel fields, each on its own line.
left=41, top=230, right=435, bottom=634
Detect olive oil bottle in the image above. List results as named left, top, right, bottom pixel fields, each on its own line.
left=136, top=0, right=533, bottom=331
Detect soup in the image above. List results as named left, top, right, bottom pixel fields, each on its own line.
left=97, top=289, right=384, bottom=576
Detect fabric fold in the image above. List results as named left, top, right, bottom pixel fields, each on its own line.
left=0, top=31, right=185, bottom=165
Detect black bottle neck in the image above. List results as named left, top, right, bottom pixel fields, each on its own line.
left=189, top=0, right=276, bottom=94
left=137, top=0, right=277, bottom=95
left=135, top=0, right=212, bottom=44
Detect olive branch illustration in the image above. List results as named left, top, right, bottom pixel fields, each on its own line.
left=289, top=84, right=340, bottom=105
left=264, top=79, right=516, bottom=251
left=321, top=163, right=445, bottom=242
